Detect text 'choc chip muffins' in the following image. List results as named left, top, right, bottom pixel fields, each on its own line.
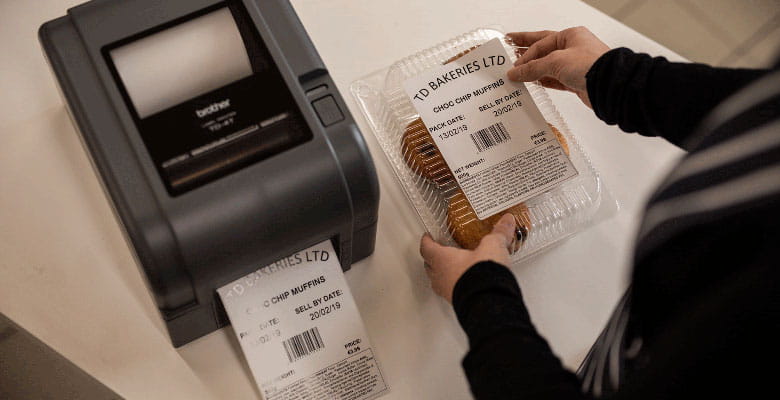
left=352, top=28, right=609, bottom=263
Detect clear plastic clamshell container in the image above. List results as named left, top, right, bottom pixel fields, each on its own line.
left=351, top=28, right=606, bottom=263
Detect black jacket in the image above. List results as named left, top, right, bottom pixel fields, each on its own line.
left=453, top=48, right=780, bottom=399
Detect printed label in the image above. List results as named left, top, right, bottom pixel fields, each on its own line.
left=403, top=38, right=578, bottom=219
left=218, top=241, right=387, bottom=400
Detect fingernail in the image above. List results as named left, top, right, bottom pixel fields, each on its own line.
left=507, top=67, right=520, bottom=81
left=496, top=213, right=515, bottom=229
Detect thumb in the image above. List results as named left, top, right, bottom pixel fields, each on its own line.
left=491, top=213, right=517, bottom=245
left=420, top=233, right=445, bottom=264
left=480, top=213, right=516, bottom=251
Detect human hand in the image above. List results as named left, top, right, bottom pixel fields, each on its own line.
left=506, top=27, right=609, bottom=108
left=420, top=214, right=517, bottom=303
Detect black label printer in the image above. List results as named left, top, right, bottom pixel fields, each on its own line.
left=40, top=0, right=379, bottom=346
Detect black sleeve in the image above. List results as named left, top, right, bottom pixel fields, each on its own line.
left=585, top=48, right=767, bottom=150
left=453, top=262, right=586, bottom=400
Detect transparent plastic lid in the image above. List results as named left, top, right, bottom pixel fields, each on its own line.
left=351, top=28, right=608, bottom=263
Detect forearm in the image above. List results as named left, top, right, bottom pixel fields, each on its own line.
left=453, top=262, right=586, bottom=399
left=586, top=48, right=767, bottom=150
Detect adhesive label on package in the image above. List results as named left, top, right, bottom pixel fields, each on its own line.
left=403, top=37, right=578, bottom=219
left=218, top=240, right=388, bottom=400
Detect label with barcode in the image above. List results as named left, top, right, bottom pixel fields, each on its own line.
left=218, top=240, right=388, bottom=400
left=471, top=122, right=510, bottom=152
left=283, top=327, right=324, bottom=362
left=402, top=37, right=578, bottom=219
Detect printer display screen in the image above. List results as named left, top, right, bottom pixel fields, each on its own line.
left=104, top=5, right=312, bottom=195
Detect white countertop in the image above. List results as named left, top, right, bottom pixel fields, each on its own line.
left=0, top=0, right=685, bottom=398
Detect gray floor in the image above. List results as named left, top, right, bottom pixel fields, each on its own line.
left=584, top=0, right=780, bottom=68
left=0, top=314, right=121, bottom=399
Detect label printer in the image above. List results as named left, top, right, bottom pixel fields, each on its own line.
left=40, top=0, right=379, bottom=346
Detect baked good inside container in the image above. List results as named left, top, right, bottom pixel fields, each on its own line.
left=401, top=116, right=570, bottom=250
left=351, top=28, right=605, bottom=262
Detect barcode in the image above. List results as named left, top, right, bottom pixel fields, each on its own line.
left=470, top=122, right=510, bottom=152
left=282, top=327, right=324, bottom=362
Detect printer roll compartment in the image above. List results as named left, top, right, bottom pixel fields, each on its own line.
left=103, top=3, right=314, bottom=195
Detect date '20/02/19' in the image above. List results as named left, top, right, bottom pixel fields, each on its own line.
left=492, top=100, right=523, bottom=117
left=310, top=301, right=341, bottom=320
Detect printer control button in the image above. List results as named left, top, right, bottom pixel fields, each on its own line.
left=305, top=84, right=329, bottom=99
left=312, top=95, right=344, bottom=127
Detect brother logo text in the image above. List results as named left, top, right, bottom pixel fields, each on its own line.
left=195, top=99, right=231, bottom=118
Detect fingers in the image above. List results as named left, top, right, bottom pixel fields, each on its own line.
left=516, top=32, right=561, bottom=65
left=507, top=52, right=562, bottom=82
left=538, top=77, right=569, bottom=91
left=420, top=233, right=446, bottom=265
left=506, top=30, right=556, bottom=47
